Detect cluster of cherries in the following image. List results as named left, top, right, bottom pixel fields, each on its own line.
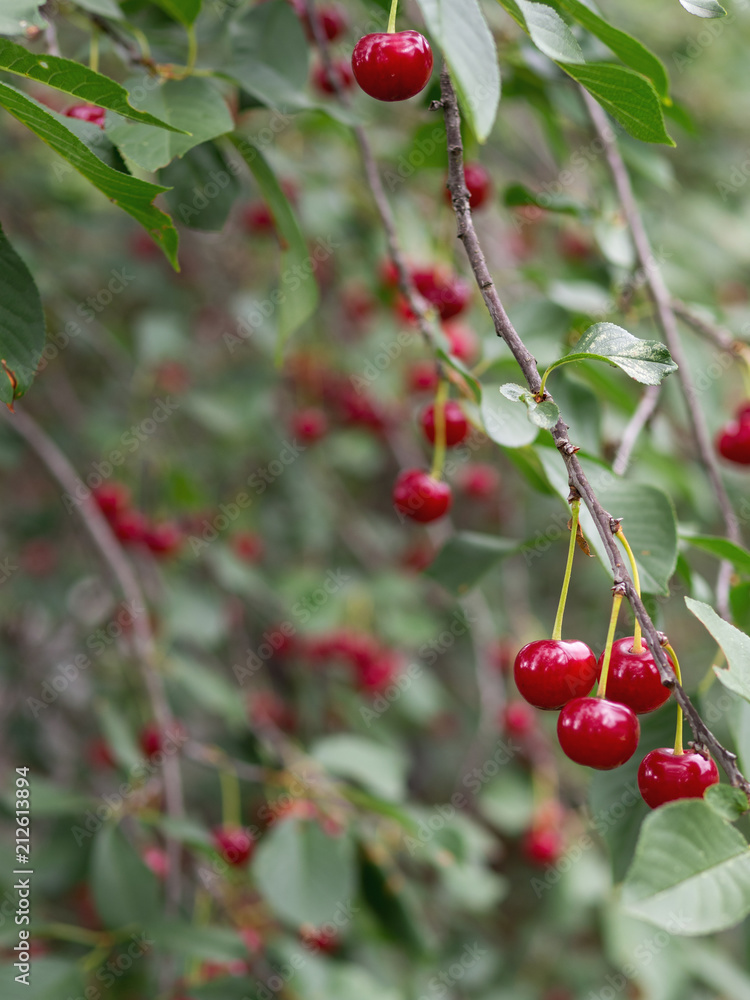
left=288, top=627, right=403, bottom=692
left=513, top=633, right=719, bottom=808
left=93, top=482, right=184, bottom=558
left=716, top=400, right=750, bottom=465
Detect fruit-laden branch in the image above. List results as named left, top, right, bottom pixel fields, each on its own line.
left=0, top=405, right=188, bottom=902
left=438, top=68, right=750, bottom=794
left=581, top=89, right=741, bottom=621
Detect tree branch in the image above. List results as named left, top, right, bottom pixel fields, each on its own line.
left=613, top=384, right=660, bottom=476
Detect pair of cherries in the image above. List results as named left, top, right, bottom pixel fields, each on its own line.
left=514, top=637, right=718, bottom=807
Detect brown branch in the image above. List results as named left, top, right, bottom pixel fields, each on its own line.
left=613, top=384, right=660, bottom=476
left=439, top=68, right=749, bottom=793
left=672, top=299, right=749, bottom=358
left=0, top=405, right=187, bottom=904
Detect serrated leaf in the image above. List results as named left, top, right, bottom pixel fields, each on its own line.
left=0, top=1, right=45, bottom=36
left=0, top=224, right=45, bottom=404
left=107, top=76, right=232, bottom=172
left=416, top=0, right=501, bottom=142
left=90, top=824, right=161, bottom=930
left=0, top=38, right=182, bottom=130
left=679, top=0, right=726, bottom=16
left=557, top=0, right=669, bottom=97
left=622, top=800, right=750, bottom=934
left=550, top=322, right=677, bottom=385
left=151, top=0, right=202, bottom=26
left=514, top=0, right=585, bottom=63
left=685, top=597, right=750, bottom=704
left=681, top=535, right=750, bottom=576
left=704, top=784, right=750, bottom=822
left=0, top=82, right=178, bottom=267
left=425, top=532, right=518, bottom=593
left=230, top=134, right=318, bottom=357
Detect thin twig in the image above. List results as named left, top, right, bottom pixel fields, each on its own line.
left=672, top=299, right=749, bottom=358
left=613, top=384, right=660, bottom=476
left=439, top=69, right=749, bottom=792
left=0, top=405, right=187, bottom=905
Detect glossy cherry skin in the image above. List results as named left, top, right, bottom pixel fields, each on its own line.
left=352, top=31, right=433, bottom=102
left=212, top=826, right=255, bottom=866
left=291, top=407, right=328, bottom=443
left=716, top=418, right=750, bottom=464
left=445, top=163, right=492, bottom=210
left=420, top=400, right=469, bottom=447
left=557, top=697, right=640, bottom=770
left=514, top=639, right=597, bottom=710
left=65, top=104, right=106, bottom=128
left=596, top=637, right=671, bottom=715
left=392, top=468, right=452, bottom=523
left=638, top=748, right=719, bottom=808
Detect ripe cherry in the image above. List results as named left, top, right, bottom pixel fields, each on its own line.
left=139, top=721, right=186, bottom=759
left=212, top=826, right=255, bottom=866
left=232, top=531, right=264, bottom=562
left=638, top=748, right=719, bottom=808
left=144, top=521, right=183, bottom=557
left=411, top=267, right=471, bottom=321
left=142, top=846, right=169, bottom=880
left=312, top=58, right=355, bottom=96
left=716, top=405, right=750, bottom=465
left=352, top=31, right=433, bottom=102
left=514, top=639, right=597, bottom=711
left=110, top=508, right=148, bottom=545
left=318, top=5, right=348, bottom=41
left=557, top=697, right=640, bottom=770
left=291, top=407, right=328, bottom=443
left=358, top=650, right=401, bottom=692
left=596, top=637, right=671, bottom=715
left=407, top=360, right=439, bottom=394
left=420, top=400, right=469, bottom=446
left=301, top=925, right=339, bottom=953
left=502, top=701, right=536, bottom=738
left=392, top=468, right=452, bottom=523
left=445, top=163, right=492, bottom=211
left=65, top=104, right=106, bottom=128
left=457, top=463, right=500, bottom=500
left=522, top=826, right=564, bottom=866
left=93, top=482, right=131, bottom=518
left=443, top=321, right=479, bottom=363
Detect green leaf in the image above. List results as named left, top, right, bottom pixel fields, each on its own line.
left=563, top=63, right=674, bottom=145
left=416, top=0, right=501, bottom=142
left=74, top=0, right=124, bottom=16
left=685, top=596, right=750, bottom=703
left=0, top=224, right=45, bottom=403
left=536, top=449, right=678, bottom=594
left=151, top=0, right=202, bottom=26
left=94, top=699, right=142, bottom=771
left=1, top=776, right=91, bottom=817
left=679, top=0, right=726, bottom=16
left=1, top=958, right=83, bottom=1000
left=545, top=322, right=677, bottom=386
left=311, top=735, right=408, bottom=801
left=556, top=0, right=669, bottom=97
left=0, top=38, right=181, bottom=129
left=150, top=921, right=249, bottom=960
left=161, top=141, right=240, bottom=231
left=622, top=800, right=750, bottom=934
left=90, top=823, right=161, bottom=930
left=424, top=532, right=518, bottom=594
left=481, top=380, right=539, bottom=448
left=107, top=76, right=233, bottom=172
left=513, top=0, right=585, bottom=63
left=253, top=819, right=356, bottom=927
left=230, top=134, right=319, bottom=357
left=499, top=382, right=560, bottom=429
left=681, top=534, right=750, bottom=576
left=0, top=1, right=45, bottom=36
left=704, top=784, right=750, bottom=822
left=504, top=181, right=585, bottom=215
left=0, top=83, right=178, bottom=268
left=168, top=655, right=246, bottom=724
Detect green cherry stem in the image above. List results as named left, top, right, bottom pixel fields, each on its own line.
left=387, top=0, right=399, bottom=33
left=219, top=766, right=242, bottom=829
left=551, top=498, right=581, bottom=641
left=665, top=642, right=684, bottom=755
left=616, top=527, right=642, bottom=653
left=89, top=29, right=99, bottom=74
left=430, top=379, right=449, bottom=480
left=597, top=591, right=623, bottom=698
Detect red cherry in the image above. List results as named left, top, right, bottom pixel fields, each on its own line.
left=242, top=201, right=275, bottom=234
left=358, top=650, right=400, bottom=692
left=457, top=463, right=500, bottom=500
left=232, top=531, right=264, bottom=562
left=312, top=58, right=355, bottom=96
left=291, top=407, right=328, bottom=443
left=420, top=400, right=469, bottom=447
left=212, top=826, right=255, bottom=867
left=407, top=361, right=439, bottom=394
left=596, top=637, right=671, bottom=715
left=110, top=508, right=148, bottom=545
left=411, top=267, right=471, bottom=321
left=88, top=737, right=115, bottom=769
left=93, top=481, right=131, bottom=518
left=380, top=258, right=401, bottom=289
left=139, top=721, right=186, bottom=759
left=557, top=697, right=640, bottom=770
left=638, top=748, right=719, bottom=808
left=142, top=846, right=169, bottom=880
left=301, top=925, right=339, bottom=953
left=514, top=639, right=597, bottom=711
left=319, top=5, right=347, bottom=40
left=558, top=230, right=592, bottom=261
left=352, top=31, right=433, bottom=102
left=717, top=419, right=750, bottom=464
left=445, top=163, right=492, bottom=210
left=65, top=104, right=106, bottom=128
left=400, top=538, right=435, bottom=572
left=392, top=468, right=452, bottom=523
left=144, top=521, right=183, bottom=557
left=502, top=701, right=536, bottom=738
left=443, top=321, right=479, bottom=363
left=334, top=384, right=388, bottom=431
left=522, top=827, right=564, bottom=866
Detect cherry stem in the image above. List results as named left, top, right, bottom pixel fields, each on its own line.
left=185, top=23, right=198, bottom=75
left=219, top=767, right=242, bottom=829
left=89, top=29, right=99, bottom=74
left=430, top=379, right=449, bottom=480
left=597, top=592, right=623, bottom=698
left=665, top=643, right=684, bottom=755
left=740, top=351, right=750, bottom=399
left=387, top=0, right=399, bottom=33
left=616, top=527, right=642, bottom=652
left=551, top=498, right=580, bottom=642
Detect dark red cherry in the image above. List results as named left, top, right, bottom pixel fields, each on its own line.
left=144, top=521, right=183, bottom=557
left=392, top=468, right=452, bottom=523
left=65, top=104, right=106, bottom=128
left=638, top=748, right=719, bottom=808
left=351, top=31, right=433, bottom=102
left=212, top=826, right=255, bottom=867
left=291, top=407, right=328, bottom=443
left=445, top=163, right=492, bottom=210
left=93, top=481, right=131, bottom=518
left=420, top=400, right=469, bottom=446
left=110, top=508, right=148, bottom=545
left=411, top=267, right=471, bottom=321
left=407, top=361, right=439, bottom=394
left=443, top=320, right=479, bottom=362
left=514, top=639, right=597, bottom=710
left=557, top=697, right=640, bottom=770
left=716, top=418, right=750, bottom=465
left=231, top=531, right=264, bottom=562
left=312, top=58, right=355, bottom=96
left=502, top=701, right=536, bottom=738
left=596, top=637, right=671, bottom=715
left=457, top=463, right=500, bottom=500
left=522, top=826, right=564, bottom=866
